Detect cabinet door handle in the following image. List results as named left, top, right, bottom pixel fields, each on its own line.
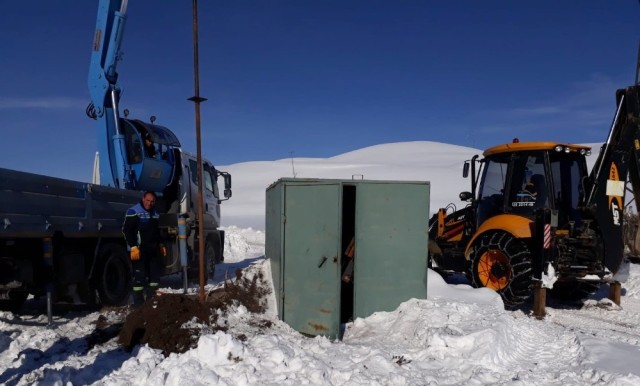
left=317, top=256, right=328, bottom=268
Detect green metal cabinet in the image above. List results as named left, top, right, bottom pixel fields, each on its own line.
left=266, top=178, right=430, bottom=339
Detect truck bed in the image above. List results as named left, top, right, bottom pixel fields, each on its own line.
left=0, top=167, right=139, bottom=238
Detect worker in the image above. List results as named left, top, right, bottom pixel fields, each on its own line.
left=122, top=191, right=166, bottom=306
left=143, top=134, right=157, bottom=158
left=515, top=173, right=547, bottom=208
left=528, top=174, right=547, bottom=208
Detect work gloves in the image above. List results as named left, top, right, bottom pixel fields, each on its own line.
left=130, top=244, right=167, bottom=261
left=130, top=246, right=140, bottom=261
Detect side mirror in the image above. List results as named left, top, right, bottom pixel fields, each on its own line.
left=459, top=191, right=473, bottom=201
left=216, top=171, right=232, bottom=200
left=223, top=173, right=232, bottom=198
left=462, top=161, right=470, bottom=178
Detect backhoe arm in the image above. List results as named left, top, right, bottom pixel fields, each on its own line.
left=586, top=85, right=640, bottom=274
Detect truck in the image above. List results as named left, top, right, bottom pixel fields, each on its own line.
left=0, top=0, right=231, bottom=311
left=429, top=84, right=640, bottom=308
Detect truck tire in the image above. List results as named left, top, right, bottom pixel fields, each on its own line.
left=216, top=230, right=225, bottom=264
left=471, top=231, right=533, bottom=309
left=0, top=290, right=28, bottom=312
left=94, top=244, right=132, bottom=306
left=205, top=241, right=216, bottom=280
left=187, top=242, right=216, bottom=283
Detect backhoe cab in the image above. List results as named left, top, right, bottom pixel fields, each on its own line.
left=473, top=141, right=591, bottom=230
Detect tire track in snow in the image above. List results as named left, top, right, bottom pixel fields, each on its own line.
left=477, top=312, right=584, bottom=372
left=547, top=306, right=640, bottom=347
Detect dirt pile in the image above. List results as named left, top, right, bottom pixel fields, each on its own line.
left=118, top=269, right=271, bottom=356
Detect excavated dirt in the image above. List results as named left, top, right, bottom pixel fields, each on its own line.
left=117, top=269, right=271, bottom=356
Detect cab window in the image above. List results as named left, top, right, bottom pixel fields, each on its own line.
left=206, top=164, right=223, bottom=198
left=203, top=164, right=214, bottom=193
left=189, top=159, right=198, bottom=184
left=476, top=154, right=509, bottom=226
left=508, top=153, right=548, bottom=214
left=550, top=153, right=586, bottom=226
left=124, top=125, right=143, bottom=164
left=189, top=161, right=219, bottom=198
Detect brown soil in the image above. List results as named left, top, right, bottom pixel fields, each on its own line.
left=117, top=269, right=271, bottom=356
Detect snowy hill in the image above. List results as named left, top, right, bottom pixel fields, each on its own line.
left=220, top=141, right=480, bottom=230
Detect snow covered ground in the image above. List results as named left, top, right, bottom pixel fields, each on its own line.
left=2, top=141, right=640, bottom=385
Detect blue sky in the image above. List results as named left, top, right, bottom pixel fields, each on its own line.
left=1, top=1, right=639, bottom=182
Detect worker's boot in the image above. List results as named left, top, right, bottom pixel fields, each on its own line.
left=145, top=284, right=159, bottom=301
left=132, top=289, right=145, bottom=307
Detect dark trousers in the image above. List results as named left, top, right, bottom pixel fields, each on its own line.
left=132, top=248, right=162, bottom=305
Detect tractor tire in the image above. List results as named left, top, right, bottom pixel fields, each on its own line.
left=471, top=231, right=533, bottom=309
left=550, top=280, right=600, bottom=302
left=93, top=244, right=132, bottom=306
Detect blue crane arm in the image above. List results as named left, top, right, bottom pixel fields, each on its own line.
left=87, top=0, right=181, bottom=192
left=88, top=0, right=127, bottom=116
left=88, top=0, right=130, bottom=189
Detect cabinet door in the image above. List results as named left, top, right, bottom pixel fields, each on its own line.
left=283, top=182, right=341, bottom=338
left=266, top=182, right=284, bottom=318
left=353, top=182, right=429, bottom=318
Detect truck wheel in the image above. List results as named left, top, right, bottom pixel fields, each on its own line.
left=471, top=231, right=533, bottom=309
left=0, top=290, right=28, bottom=312
left=94, top=244, right=132, bottom=306
left=216, top=230, right=225, bottom=264
left=205, top=241, right=216, bottom=280
left=187, top=242, right=216, bottom=283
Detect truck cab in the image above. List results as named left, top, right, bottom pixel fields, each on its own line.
left=179, top=150, right=228, bottom=228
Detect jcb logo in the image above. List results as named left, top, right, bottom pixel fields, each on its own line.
left=612, top=201, right=621, bottom=226
left=607, top=162, right=623, bottom=227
